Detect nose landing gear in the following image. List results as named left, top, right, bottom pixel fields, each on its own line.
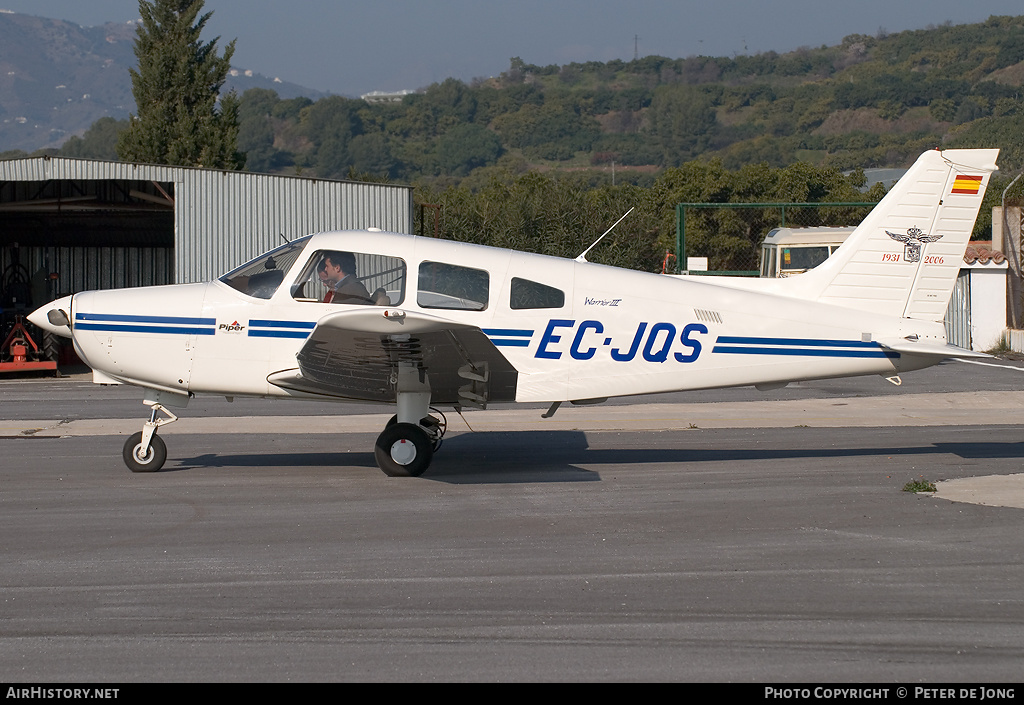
left=122, top=401, right=178, bottom=473
left=123, top=431, right=167, bottom=472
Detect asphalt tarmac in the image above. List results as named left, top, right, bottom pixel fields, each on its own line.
left=1, top=358, right=1023, bottom=682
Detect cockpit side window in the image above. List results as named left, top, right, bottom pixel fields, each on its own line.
left=510, top=277, right=565, bottom=310
left=417, top=261, right=489, bottom=311
left=219, top=236, right=310, bottom=300
left=291, top=250, right=406, bottom=306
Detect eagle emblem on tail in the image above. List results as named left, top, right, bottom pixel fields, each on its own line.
left=885, top=227, right=943, bottom=263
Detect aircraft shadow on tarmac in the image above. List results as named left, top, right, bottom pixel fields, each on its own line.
left=175, top=431, right=599, bottom=483
left=172, top=431, right=1024, bottom=484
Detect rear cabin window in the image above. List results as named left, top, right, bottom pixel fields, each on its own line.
left=291, top=250, right=406, bottom=305
left=417, top=261, right=489, bottom=311
left=510, top=277, right=565, bottom=310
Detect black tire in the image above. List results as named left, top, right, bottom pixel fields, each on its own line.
left=42, top=332, right=61, bottom=377
left=122, top=432, right=167, bottom=473
left=42, top=331, right=60, bottom=361
left=386, top=413, right=444, bottom=450
left=374, top=423, right=433, bottom=477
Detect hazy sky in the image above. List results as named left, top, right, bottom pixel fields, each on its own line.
left=4, top=1, right=1023, bottom=96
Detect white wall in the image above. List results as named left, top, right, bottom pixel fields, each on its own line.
left=967, top=263, right=1008, bottom=351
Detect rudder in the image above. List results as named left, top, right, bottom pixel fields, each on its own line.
left=792, top=148, right=999, bottom=321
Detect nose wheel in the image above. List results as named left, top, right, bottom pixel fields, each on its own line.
left=123, top=431, right=167, bottom=472
left=122, top=401, right=178, bottom=473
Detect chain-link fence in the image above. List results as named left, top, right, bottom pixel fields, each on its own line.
left=675, top=202, right=879, bottom=274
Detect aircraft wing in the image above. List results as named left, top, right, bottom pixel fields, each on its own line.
left=267, top=308, right=519, bottom=405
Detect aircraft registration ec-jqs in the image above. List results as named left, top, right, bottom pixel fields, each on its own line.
left=29, top=148, right=999, bottom=477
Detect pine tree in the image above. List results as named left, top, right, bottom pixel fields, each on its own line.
left=117, top=0, right=244, bottom=169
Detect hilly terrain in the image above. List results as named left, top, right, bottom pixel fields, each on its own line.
left=2, top=11, right=1023, bottom=275
left=0, top=11, right=325, bottom=152
left=229, top=15, right=1024, bottom=183
left=3, top=11, right=1023, bottom=179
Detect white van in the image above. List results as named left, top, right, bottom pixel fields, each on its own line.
left=759, top=227, right=855, bottom=278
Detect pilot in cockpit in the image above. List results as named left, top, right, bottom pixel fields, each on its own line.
left=317, top=251, right=373, bottom=305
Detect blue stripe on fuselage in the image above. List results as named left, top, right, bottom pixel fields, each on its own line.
left=74, top=323, right=216, bottom=335
left=484, top=328, right=534, bottom=348
left=713, top=336, right=898, bottom=359
left=75, top=313, right=215, bottom=325
left=247, top=319, right=316, bottom=339
left=74, top=313, right=215, bottom=336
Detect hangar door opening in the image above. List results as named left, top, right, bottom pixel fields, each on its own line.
left=1, top=178, right=175, bottom=366
left=0, top=177, right=175, bottom=308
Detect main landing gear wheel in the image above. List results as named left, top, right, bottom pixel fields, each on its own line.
left=122, top=431, right=167, bottom=473
left=385, top=410, right=446, bottom=451
left=374, top=423, right=433, bottom=477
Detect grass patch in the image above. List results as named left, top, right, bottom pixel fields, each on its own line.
left=902, top=478, right=937, bottom=493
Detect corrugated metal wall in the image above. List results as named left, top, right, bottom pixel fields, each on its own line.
left=0, top=157, right=414, bottom=288
left=174, top=170, right=413, bottom=283
left=944, top=269, right=971, bottom=348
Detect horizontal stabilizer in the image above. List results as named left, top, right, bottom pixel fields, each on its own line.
left=877, top=338, right=992, bottom=360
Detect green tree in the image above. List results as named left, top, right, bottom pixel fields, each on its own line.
left=238, top=88, right=293, bottom=173
left=117, top=0, right=244, bottom=169
left=59, top=118, right=129, bottom=160
left=350, top=133, right=396, bottom=178
left=647, top=85, right=719, bottom=165
left=491, top=100, right=601, bottom=160
left=300, top=96, right=365, bottom=178
left=436, top=124, right=503, bottom=176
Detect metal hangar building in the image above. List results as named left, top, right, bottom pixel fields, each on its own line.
left=0, top=157, right=414, bottom=310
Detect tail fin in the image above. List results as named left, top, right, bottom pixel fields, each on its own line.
left=791, top=148, right=999, bottom=321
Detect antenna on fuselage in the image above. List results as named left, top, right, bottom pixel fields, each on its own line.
left=575, top=207, right=634, bottom=263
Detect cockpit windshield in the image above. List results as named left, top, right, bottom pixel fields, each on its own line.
left=219, top=236, right=311, bottom=299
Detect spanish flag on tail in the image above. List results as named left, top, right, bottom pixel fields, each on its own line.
left=951, top=174, right=983, bottom=195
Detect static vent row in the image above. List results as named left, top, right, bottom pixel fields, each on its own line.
left=693, top=309, right=722, bottom=324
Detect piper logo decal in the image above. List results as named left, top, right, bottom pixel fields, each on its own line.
left=218, top=320, right=246, bottom=333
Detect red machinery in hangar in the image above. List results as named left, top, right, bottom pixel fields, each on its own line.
left=1, top=247, right=58, bottom=375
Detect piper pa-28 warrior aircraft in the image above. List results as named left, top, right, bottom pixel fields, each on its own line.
left=29, top=148, right=999, bottom=477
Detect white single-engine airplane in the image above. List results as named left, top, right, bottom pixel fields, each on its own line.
left=29, top=148, right=998, bottom=476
